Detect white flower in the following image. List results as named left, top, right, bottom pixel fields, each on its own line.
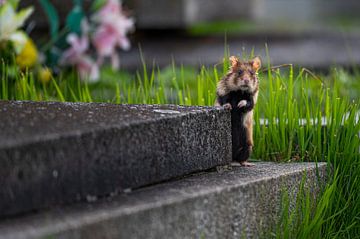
left=0, top=1, right=33, bottom=41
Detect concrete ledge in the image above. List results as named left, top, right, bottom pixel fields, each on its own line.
left=0, top=101, right=231, bottom=217
left=0, top=162, right=327, bottom=239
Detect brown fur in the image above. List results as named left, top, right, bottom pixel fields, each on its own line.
left=216, top=57, right=261, bottom=97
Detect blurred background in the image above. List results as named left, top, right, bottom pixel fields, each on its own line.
left=23, top=0, right=360, bottom=71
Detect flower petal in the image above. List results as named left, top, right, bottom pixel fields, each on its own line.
left=77, top=56, right=99, bottom=82
left=9, top=30, right=27, bottom=53
left=93, top=25, right=117, bottom=56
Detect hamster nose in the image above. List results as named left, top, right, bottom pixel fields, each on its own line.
left=244, top=79, right=249, bottom=84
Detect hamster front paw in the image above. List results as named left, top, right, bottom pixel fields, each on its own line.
left=240, top=161, right=255, bottom=167
left=237, top=100, right=247, bottom=108
left=223, top=103, right=232, bottom=110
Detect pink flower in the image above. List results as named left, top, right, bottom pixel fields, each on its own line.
left=60, top=33, right=99, bottom=82
left=0, top=0, right=6, bottom=5
left=92, top=0, right=134, bottom=70
left=76, top=56, right=99, bottom=82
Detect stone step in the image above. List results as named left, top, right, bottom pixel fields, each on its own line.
left=0, top=162, right=327, bottom=239
left=0, top=101, right=231, bottom=217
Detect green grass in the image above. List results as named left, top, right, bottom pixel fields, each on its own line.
left=1, top=56, right=360, bottom=238
left=257, top=66, right=360, bottom=238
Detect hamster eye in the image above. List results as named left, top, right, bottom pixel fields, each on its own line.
left=249, top=70, right=255, bottom=75
left=238, top=70, right=243, bottom=76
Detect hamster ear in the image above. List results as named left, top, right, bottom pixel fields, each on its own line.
left=229, top=56, right=240, bottom=68
left=251, top=56, right=262, bottom=71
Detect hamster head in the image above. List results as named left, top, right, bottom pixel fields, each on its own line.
left=228, top=56, right=261, bottom=93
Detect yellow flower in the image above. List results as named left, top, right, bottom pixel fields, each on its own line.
left=38, top=67, right=52, bottom=84
left=15, top=37, right=38, bottom=69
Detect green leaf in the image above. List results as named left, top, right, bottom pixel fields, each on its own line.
left=15, top=6, right=34, bottom=26
left=73, top=0, right=83, bottom=5
left=45, top=47, right=61, bottom=68
left=91, top=0, right=106, bottom=11
left=51, top=77, right=65, bottom=102
left=65, top=5, right=84, bottom=35
left=38, top=0, right=59, bottom=40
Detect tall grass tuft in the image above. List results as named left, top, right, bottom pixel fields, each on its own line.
left=255, top=65, right=360, bottom=238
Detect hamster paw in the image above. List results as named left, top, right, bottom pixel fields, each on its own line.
left=240, top=161, right=255, bottom=167
left=230, top=161, right=242, bottom=167
left=223, top=103, right=232, bottom=110
left=237, top=100, right=247, bottom=108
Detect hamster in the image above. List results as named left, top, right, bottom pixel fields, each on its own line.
left=215, top=56, right=261, bottom=166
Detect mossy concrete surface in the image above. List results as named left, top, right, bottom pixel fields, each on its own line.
left=0, top=162, right=327, bottom=239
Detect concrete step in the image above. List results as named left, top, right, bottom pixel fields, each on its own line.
left=0, top=101, right=231, bottom=217
left=0, top=162, right=327, bottom=239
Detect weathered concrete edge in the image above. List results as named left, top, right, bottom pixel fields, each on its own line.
left=0, top=162, right=328, bottom=239
left=0, top=101, right=227, bottom=149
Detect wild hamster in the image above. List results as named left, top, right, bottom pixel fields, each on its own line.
left=215, top=56, right=261, bottom=166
